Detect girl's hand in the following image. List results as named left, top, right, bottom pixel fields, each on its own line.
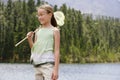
left=51, top=70, right=58, bottom=80
left=27, top=31, right=34, bottom=39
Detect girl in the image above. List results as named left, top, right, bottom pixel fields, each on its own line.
left=27, top=4, right=60, bottom=80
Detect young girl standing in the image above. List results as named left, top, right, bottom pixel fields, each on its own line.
left=27, top=4, right=60, bottom=80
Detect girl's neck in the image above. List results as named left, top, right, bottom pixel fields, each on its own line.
left=42, top=23, right=53, bottom=28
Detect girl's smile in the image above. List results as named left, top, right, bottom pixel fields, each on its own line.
left=37, top=9, right=52, bottom=26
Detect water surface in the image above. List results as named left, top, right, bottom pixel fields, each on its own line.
left=0, top=63, right=120, bottom=80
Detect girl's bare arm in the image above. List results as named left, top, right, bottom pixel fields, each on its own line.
left=52, top=28, right=60, bottom=80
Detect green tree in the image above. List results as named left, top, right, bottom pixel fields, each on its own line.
left=27, top=0, right=36, bottom=14
left=3, top=0, right=14, bottom=61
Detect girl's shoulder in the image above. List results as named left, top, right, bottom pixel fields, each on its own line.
left=35, top=26, right=41, bottom=33
left=52, top=27, right=60, bottom=35
left=52, top=27, right=60, bottom=32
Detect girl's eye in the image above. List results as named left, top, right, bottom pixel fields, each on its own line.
left=38, top=12, right=48, bottom=16
left=37, top=14, right=45, bottom=17
left=41, top=14, right=46, bottom=16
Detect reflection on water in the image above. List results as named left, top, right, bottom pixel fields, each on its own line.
left=0, top=63, right=120, bottom=80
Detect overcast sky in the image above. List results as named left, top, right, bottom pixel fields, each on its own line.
left=1, top=0, right=120, bottom=18
left=44, top=0, right=120, bottom=18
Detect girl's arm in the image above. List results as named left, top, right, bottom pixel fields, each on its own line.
left=52, top=28, right=60, bottom=80
left=27, top=31, right=34, bottom=48
left=27, top=28, right=38, bottom=48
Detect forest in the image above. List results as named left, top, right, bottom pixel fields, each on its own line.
left=0, top=0, right=120, bottom=63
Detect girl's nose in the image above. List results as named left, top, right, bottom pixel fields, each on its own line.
left=36, top=15, right=41, bottom=18
left=36, top=15, right=38, bottom=18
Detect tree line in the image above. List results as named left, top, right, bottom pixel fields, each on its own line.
left=0, top=0, right=120, bottom=63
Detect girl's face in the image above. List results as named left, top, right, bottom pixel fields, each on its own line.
left=37, top=9, right=52, bottom=25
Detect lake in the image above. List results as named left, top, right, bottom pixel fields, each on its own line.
left=0, top=63, right=120, bottom=80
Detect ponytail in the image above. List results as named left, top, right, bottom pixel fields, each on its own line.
left=51, top=14, right=57, bottom=27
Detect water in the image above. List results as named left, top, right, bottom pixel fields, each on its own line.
left=0, top=63, right=120, bottom=80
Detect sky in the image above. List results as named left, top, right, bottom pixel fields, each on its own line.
left=1, top=0, right=120, bottom=18
left=43, top=0, right=120, bottom=18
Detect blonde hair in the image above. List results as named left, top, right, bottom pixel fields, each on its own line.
left=36, top=4, right=57, bottom=27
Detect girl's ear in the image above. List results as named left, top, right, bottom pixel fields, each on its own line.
left=48, top=13, right=53, bottom=18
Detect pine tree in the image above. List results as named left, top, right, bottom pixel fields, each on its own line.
left=37, top=0, right=41, bottom=6
left=3, top=0, right=14, bottom=61
left=27, top=0, right=35, bottom=14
